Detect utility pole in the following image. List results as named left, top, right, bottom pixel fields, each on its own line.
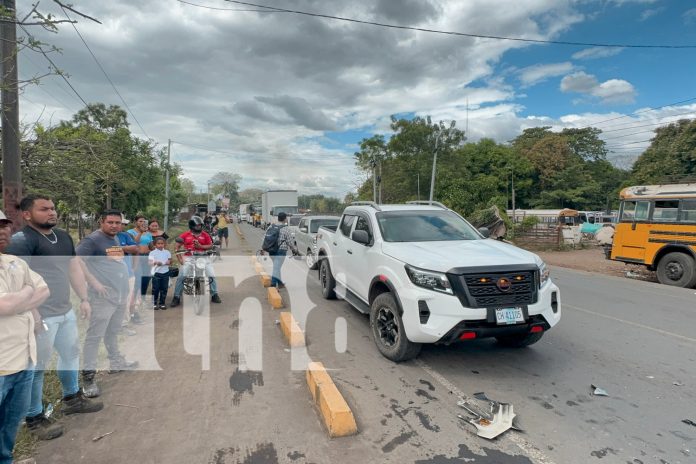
left=164, top=139, right=171, bottom=230
left=378, top=160, right=382, bottom=204
left=428, top=132, right=442, bottom=203
left=1, top=0, right=21, bottom=230
left=372, top=158, right=377, bottom=203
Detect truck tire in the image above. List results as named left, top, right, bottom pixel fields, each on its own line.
left=496, top=332, right=543, bottom=348
left=656, top=252, right=696, bottom=288
left=319, top=259, right=336, bottom=299
left=370, top=293, right=421, bottom=362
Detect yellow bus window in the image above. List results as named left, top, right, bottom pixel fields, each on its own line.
left=621, top=201, right=650, bottom=221
left=680, top=200, right=696, bottom=222
left=653, top=200, right=679, bottom=222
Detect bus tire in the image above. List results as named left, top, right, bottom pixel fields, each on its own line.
left=656, top=252, right=696, bottom=288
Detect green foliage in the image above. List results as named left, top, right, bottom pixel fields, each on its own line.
left=21, top=104, right=188, bottom=227
left=630, top=119, right=696, bottom=184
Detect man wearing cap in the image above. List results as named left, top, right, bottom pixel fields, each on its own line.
left=77, top=210, right=138, bottom=398
left=5, top=195, right=103, bottom=441
left=0, top=208, right=51, bottom=463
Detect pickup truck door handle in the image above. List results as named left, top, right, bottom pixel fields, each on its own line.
left=347, top=250, right=353, bottom=255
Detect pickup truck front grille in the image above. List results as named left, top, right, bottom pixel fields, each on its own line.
left=450, top=268, right=538, bottom=309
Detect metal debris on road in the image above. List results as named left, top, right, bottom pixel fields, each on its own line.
left=92, top=431, right=114, bottom=442
left=682, top=419, right=696, bottom=428
left=470, top=403, right=516, bottom=440
left=591, top=384, right=609, bottom=396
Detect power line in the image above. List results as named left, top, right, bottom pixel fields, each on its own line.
left=601, top=116, right=696, bottom=134
left=224, top=0, right=696, bottom=49
left=18, top=23, right=89, bottom=108
left=59, top=5, right=151, bottom=140
left=175, top=0, right=281, bottom=12
left=588, top=97, right=696, bottom=128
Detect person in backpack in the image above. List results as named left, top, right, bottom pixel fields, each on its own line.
left=262, top=212, right=296, bottom=288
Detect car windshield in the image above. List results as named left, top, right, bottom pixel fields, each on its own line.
left=376, top=210, right=480, bottom=242
left=310, top=218, right=339, bottom=233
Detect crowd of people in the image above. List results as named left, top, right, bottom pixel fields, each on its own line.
left=0, top=194, right=232, bottom=463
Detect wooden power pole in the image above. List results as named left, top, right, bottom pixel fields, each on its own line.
left=1, top=0, right=21, bottom=230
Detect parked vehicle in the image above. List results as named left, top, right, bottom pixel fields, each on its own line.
left=261, top=190, right=298, bottom=228
left=316, top=201, right=561, bottom=362
left=609, top=183, right=696, bottom=288
left=293, top=215, right=340, bottom=269
left=239, top=204, right=252, bottom=223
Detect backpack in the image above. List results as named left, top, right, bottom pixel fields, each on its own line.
left=262, top=224, right=283, bottom=254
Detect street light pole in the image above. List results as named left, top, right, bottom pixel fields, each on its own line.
left=164, top=139, right=171, bottom=230
left=429, top=132, right=443, bottom=203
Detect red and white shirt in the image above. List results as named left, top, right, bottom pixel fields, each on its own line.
left=178, top=231, right=213, bottom=256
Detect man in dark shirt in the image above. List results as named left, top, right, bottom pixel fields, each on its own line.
left=76, top=210, right=138, bottom=398
left=6, top=195, right=103, bottom=440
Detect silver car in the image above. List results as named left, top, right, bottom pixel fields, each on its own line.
left=294, top=215, right=340, bottom=269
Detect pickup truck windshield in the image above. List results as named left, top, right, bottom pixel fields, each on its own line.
left=310, top=219, right=339, bottom=233
left=376, top=210, right=480, bottom=242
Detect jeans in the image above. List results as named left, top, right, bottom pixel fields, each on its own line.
left=0, top=367, right=34, bottom=464
left=140, top=275, right=152, bottom=298
left=271, top=253, right=286, bottom=286
left=152, top=272, right=169, bottom=306
left=173, top=259, right=218, bottom=298
left=83, top=297, right=124, bottom=371
left=27, top=309, right=80, bottom=418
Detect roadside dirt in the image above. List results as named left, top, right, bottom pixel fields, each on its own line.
left=533, top=245, right=658, bottom=282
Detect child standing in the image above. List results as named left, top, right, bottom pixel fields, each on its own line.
left=148, top=236, right=171, bottom=310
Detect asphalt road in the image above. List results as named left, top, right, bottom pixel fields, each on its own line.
left=36, top=223, right=695, bottom=464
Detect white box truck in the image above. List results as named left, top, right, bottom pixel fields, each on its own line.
left=261, top=190, right=298, bottom=228
left=239, top=204, right=251, bottom=223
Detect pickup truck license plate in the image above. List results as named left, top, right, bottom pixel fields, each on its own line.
left=495, top=307, right=524, bottom=325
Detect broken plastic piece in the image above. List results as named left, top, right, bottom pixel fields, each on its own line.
left=591, top=384, right=609, bottom=396
left=470, top=403, right=515, bottom=439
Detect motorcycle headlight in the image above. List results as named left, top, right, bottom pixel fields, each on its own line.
left=538, top=262, right=550, bottom=286
left=405, top=265, right=453, bottom=295
left=195, top=258, right=207, bottom=270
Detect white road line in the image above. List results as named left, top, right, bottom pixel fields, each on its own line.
left=564, top=303, right=696, bottom=344
left=414, top=359, right=557, bottom=464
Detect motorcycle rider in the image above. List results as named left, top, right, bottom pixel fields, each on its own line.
left=169, top=216, right=222, bottom=307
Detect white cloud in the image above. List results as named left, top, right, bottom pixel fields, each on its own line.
left=639, top=8, right=663, bottom=21
left=517, top=62, right=574, bottom=87
left=561, top=72, right=636, bottom=104
left=572, top=47, right=624, bottom=60
left=684, top=8, right=696, bottom=25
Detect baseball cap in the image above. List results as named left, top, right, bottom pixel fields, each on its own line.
left=0, top=210, right=12, bottom=223
left=121, top=215, right=130, bottom=225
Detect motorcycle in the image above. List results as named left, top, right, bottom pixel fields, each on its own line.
left=175, top=240, right=211, bottom=316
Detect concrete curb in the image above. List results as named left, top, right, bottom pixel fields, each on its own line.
left=306, top=362, right=358, bottom=438
left=279, top=311, right=305, bottom=347
left=260, top=272, right=271, bottom=287
left=267, top=287, right=283, bottom=308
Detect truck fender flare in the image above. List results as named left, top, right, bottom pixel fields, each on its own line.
left=369, top=275, right=404, bottom=316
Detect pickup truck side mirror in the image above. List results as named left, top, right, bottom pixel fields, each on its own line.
left=352, top=230, right=371, bottom=245
left=299, top=227, right=308, bottom=233
left=478, top=227, right=490, bottom=238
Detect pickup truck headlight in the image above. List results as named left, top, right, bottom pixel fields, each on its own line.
left=405, top=265, right=453, bottom=295
left=538, top=262, right=550, bottom=286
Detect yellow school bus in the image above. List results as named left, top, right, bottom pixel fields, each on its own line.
left=611, top=183, right=696, bottom=288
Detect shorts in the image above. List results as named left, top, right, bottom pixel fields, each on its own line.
left=218, top=227, right=229, bottom=238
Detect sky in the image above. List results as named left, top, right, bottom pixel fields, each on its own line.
left=17, top=0, right=696, bottom=198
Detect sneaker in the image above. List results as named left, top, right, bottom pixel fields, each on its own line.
left=62, top=390, right=104, bottom=415
left=108, top=358, right=139, bottom=374
left=131, top=312, right=144, bottom=325
left=81, top=376, right=101, bottom=399
left=159, top=305, right=168, bottom=310
left=25, top=414, right=64, bottom=440
left=153, top=305, right=159, bottom=311
left=276, top=283, right=286, bottom=289
left=211, top=294, right=222, bottom=304
left=170, top=296, right=181, bottom=308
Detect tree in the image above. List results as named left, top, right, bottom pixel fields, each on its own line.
left=631, top=119, right=696, bottom=184
left=209, top=171, right=241, bottom=204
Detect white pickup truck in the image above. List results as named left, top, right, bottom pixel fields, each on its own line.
left=315, top=201, right=561, bottom=362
